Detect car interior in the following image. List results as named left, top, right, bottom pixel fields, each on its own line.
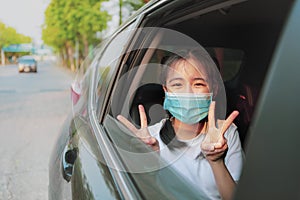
left=117, top=0, right=293, bottom=149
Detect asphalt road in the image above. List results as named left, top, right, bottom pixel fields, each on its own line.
left=0, top=60, right=75, bottom=199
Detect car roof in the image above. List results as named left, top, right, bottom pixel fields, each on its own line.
left=19, top=55, right=35, bottom=59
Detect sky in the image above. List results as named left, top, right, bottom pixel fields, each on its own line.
left=0, top=0, right=50, bottom=45
left=0, top=0, right=133, bottom=45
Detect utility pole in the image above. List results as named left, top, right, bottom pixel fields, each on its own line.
left=1, top=49, right=5, bottom=65
left=119, top=0, right=123, bottom=25
left=75, top=40, right=79, bottom=72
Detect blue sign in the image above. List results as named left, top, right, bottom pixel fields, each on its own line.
left=2, top=44, right=35, bottom=53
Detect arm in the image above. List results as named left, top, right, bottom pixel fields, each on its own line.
left=206, top=126, right=244, bottom=200
left=208, top=153, right=236, bottom=200
left=201, top=102, right=240, bottom=200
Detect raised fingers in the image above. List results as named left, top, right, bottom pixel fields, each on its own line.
left=138, top=105, right=148, bottom=128
left=220, top=110, right=239, bottom=136
left=208, top=101, right=216, bottom=128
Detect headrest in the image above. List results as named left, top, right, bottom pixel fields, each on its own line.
left=130, top=83, right=166, bottom=126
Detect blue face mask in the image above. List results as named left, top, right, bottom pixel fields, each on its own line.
left=163, top=92, right=212, bottom=124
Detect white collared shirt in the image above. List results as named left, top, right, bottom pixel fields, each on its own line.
left=148, top=119, right=244, bottom=200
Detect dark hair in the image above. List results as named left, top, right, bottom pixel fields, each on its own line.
left=160, top=49, right=220, bottom=93
left=159, top=49, right=223, bottom=148
left=159, top=118, right=184, bottom=149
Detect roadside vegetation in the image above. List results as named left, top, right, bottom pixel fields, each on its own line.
left=42, top=0, right=149, bottom=71
left=0, top=21, right=32, bottom=48
left=0, top=21, right=32, bottom=63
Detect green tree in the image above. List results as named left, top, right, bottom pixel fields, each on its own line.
left=0, top=21, right=32, bottom=64
left=118, top=0, right=148, bottom=25
left=42, top=0, right=110, bottom=71
left=0, top=21, right=31, bottom=48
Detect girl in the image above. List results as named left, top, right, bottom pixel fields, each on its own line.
left=117, top=49, right=244, bottom=200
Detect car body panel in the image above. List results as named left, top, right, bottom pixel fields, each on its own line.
left=48, top=115, right=73, bottom=200
left=49, top=115, right=121, bottom=200
left=70, top=116, right=120, bottom=200
left=234, top=1, right=300, bottom=199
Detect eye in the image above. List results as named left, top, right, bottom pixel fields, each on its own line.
left=171, top=82, right=182, bottom=87
left=194, top=81, right=207, bottom=87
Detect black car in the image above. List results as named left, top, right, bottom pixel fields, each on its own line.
left=17, top=55, right=37, bottom=73
left=49, top=0, right=300, bottom=199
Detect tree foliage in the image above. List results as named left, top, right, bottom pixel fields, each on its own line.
left=125, top=0, right=146, bottom=11
left=0, top=21, right=32, bottom=49
left=118, top=0, right=147, bottom=25
left=42, top=0, right=111, bottom=70
left=42, top=0, right=149, bottom=71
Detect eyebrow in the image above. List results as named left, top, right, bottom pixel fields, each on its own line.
left=168, top=77, right=207, bottom=83
left=168, top=77, right=183, bottom=83
left=193, top=77, right=207, bottom=82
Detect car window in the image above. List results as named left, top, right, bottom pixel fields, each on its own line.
left=95, top=22, right=137, bottom=119
left=76, top=42, right=107, bottom=81
left=18, top=56, right=36, bottom=62
left=71, top=42, right=106, bottom=115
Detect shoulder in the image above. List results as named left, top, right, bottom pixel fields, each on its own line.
left=148, top=118, right=167, bottom=137
left=225, top=123, right=238, bottom=136
left=216, top=120, right=238, bottom=138
left=223, top=123, right=241, bottom=147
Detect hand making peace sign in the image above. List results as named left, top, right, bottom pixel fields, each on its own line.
left=117, top=105, right=160, bottom=151
left=201, top=101, right=239, bottom=162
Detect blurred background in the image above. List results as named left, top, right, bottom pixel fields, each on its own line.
left=0, top=0, right=150, bottom=68
left=0, top=0, right=149, bottom=199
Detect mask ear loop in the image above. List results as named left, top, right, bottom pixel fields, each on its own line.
left=164, top=108, right=173, bottom=123
left=169, top=116, right=175, bottom=124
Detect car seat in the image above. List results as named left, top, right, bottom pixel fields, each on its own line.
left=235, top=83, right=259, bottom=147
left=130, top=83, right=166, bottom=127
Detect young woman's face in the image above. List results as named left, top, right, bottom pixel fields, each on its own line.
left=164, top=58, right=210, bottom=94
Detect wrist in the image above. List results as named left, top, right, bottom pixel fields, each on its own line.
left=208, top=158, right=224, bottom=166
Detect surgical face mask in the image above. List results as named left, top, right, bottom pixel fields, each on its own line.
left=163, top=92, right=213, bottom=124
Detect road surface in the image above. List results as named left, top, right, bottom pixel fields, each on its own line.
left=0, top=60, right=75, bottom=199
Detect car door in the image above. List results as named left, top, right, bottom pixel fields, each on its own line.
left=48, top=61, right=95, bottom=200
left=49, top=57, right=116, bottom=200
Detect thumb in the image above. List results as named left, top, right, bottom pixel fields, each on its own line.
left=143, top=137, right=157, bottom=145
left=201, top=142, right=215, bottom=151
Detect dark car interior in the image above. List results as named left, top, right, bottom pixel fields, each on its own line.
left=130, top=83, right=166, bottom=126
left=125, top=0, right=293, bottom=149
